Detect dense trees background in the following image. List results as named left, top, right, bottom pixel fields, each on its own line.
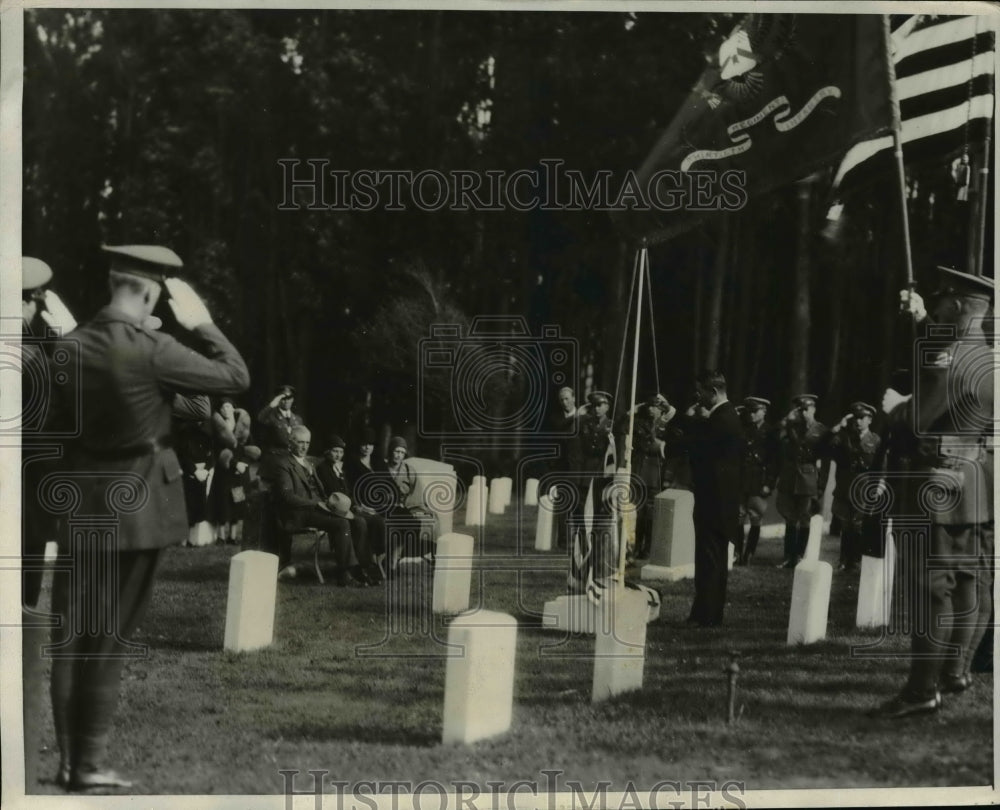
left=23, top=9, right=990, bottom=458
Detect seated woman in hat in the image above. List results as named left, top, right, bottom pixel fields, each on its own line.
left=316, top=434, right=386, bottom=582
left=382, top=436, right=435, bottom=573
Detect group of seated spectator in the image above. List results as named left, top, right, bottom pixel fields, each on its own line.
left=252, top=384, right=436, bottom=586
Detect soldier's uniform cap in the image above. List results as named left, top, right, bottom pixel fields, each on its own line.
left=275, top=384, right=296, bottom=398
left=850, top=401, right=876, bottom=418
left=743, top=396, right=770, bottom=410
left=588, top=390, right=613, bottom=406
left=793, top=394, right=818, bottom=407
left=102, top=245, right=183, bottom=281
left=934, top=266, right=995, bottom=300
left=22, top=257, right=53, bottom=291
left=648, top=393, right=669, bottom=408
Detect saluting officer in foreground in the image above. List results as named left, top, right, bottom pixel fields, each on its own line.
left=870, top=267, right=994, bottom=719
left=49, top=245, right=249, bottom=791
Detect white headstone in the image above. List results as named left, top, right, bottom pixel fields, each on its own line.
left=488, top=478, right=506, bottom=515
left=592, top=587, right=648, bottom=702
left=542, top=588, right=660, bottom=635
left=43, top=541, right=58, bottom=563
left=802, top=513, right=825, bottom=562
left=524, top=478, right=539, bottom=507
left=499, top=476, right=513, bottom=507
left=787, top=560, right=833, bottom=645
left=224, top=551, right=279, bottom=652
left=465, top=478, right=487, bottom=527
left=641, top=489, right=696, bottom=582
left=442, top=610, right=517, bottom=744
left=727, top=542, right=735, bottom=570
left=534, top=495, right=554, bottom=551
left=405, top=457, right=457, bottom=536
left=821, top=459, right=837, bottom=524
left=433, top=533, right=474, bottom=614
left=856, top=529, right=896, bottom=628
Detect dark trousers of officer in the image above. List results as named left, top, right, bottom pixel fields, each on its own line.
left=690, top=518, right=729, bottom=626
left=49, top=546, right=161, bottom=777
left=903, top=522, right=993, bottom=699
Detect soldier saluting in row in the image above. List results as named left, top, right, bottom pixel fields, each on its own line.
left=821, top=401, right=881, bottom=572
left=735, top=396, right=778, bottom=566
left=775, top=394, right=829, bottom=568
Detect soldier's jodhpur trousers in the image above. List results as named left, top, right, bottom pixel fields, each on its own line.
left=902, top=522, right=993, bottom=700
left=49, top=545, right=161, bottom=775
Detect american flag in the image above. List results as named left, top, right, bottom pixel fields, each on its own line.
left=833, top=14, right=996, bottom=189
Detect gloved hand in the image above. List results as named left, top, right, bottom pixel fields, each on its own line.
left=881, top=387, right=912, bottom=414
left=39, top=290, right=77, bottom=333
left=899, top=288, right=927, bottom=322
left=165, top=278, right=213, bottom=330
left=235, top=462, right=248, bottom=474
left=193, top=463, right=209, bottom=483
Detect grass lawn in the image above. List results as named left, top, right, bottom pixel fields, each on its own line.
left=27, top=503, right=993, bottom=797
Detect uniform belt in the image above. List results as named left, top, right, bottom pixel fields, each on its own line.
left=78, top=436, right=173, bottom=460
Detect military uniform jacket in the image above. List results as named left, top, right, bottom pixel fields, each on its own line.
left=823, top=428, right=881, bottom=519
left=61, top=306, right=250, bottom=551
left=777, top=419, right=829, bottom=497
left=629, top=412, right=664, bottom=490
left=578, top=411, right=613, bottom=474
left=741, top=422, right=778, bottom=496
left=257, top=404, right=304, bottom=452
left=886, top=336, right=994, bottom=524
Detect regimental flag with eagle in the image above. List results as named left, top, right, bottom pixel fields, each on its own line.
left=617, top=14, right=894, bottom=244
left=834, top=14, right=996, bottom=191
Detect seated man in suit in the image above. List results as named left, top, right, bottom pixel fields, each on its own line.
left=316, top=434, right=386, bottom=581
left=266, top=425, right=378, bottom=586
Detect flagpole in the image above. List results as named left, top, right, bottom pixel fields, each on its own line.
left=885, top=14, right=916, bottom=289
left=617, top=245, right=646, bottom=584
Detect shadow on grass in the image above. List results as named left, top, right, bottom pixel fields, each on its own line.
left=274, top=720, right=439, bottom=747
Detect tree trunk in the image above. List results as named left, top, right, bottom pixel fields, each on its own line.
left=704, top=216, right=728, bottom=370
left=789, top=179, right=813, bottom=399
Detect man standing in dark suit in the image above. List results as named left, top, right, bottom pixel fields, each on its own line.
left=666, top=371, right=744, bottom=627
left=49, top=245, right=249, bottom=791
left=870, top=267, right=994, bottom=719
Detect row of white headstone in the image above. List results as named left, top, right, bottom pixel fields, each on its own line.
left=532, top=487, right=898, bottom=645
left=222, top=529, right=646, bottom=746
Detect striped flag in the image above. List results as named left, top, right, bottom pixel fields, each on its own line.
left=834, top=14, right=996, bottom=189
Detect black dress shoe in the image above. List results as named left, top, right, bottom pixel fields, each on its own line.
left=69, top=768, right=134, bottom=791
left=867, top=692, right=942, bottom=719
left=941, top=673, right=973, bottom=694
